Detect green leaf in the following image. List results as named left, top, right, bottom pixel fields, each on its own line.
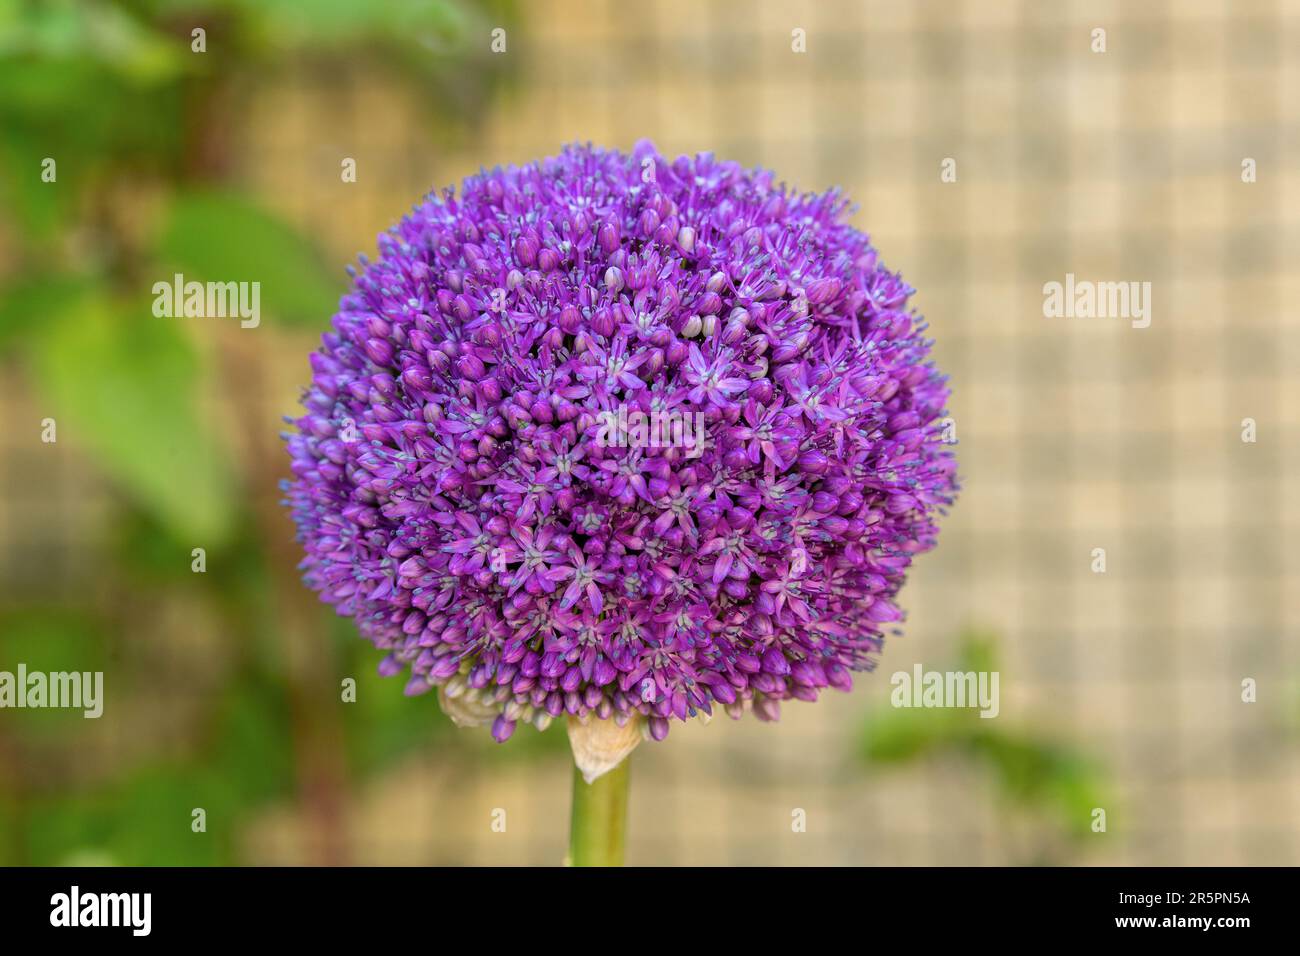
left=209, top=682, right=296, bottom=805
left=0, top=0, right=185, bottom=85
left=0, top=141, right=72, bottom=245
left=0, top=273, right=94, bottom=354
left=26, top=767, right=228, bottom=866
left=236, top=0, right=468, bottom=45
left=860, top=703, right=965, bottom=764
left=971, top=734, right=1105, bottom=837
left=333, top=616, right=452, bottom=774
left=0, top=609, right=105, bottom=741
left=856, top=632, right=1110, bottom=844
left=30, top=300, right=236, bottom=544
left=0, top=608, right=104, bottom=674
left=155, top=191, right=342, bottom=328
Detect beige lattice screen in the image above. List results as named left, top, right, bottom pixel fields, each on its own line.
left=6, top=0, right=1296, bottom=865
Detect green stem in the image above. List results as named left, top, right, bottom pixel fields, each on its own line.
left=568, top=757, right=630, bottom=866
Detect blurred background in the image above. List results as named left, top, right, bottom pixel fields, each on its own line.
left=1, top=0, right=1297, bottom=865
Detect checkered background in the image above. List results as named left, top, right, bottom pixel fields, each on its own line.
left=6, top=0, right=1298, bottom=864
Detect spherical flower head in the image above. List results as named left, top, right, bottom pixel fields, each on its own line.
left=285, top=141, right=957, bottom=743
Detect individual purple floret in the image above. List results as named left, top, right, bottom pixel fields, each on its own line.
left=285, top=141, right=957, bottom=742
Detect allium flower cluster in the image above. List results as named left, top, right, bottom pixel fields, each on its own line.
left=285, top=141, right=957, bottom=742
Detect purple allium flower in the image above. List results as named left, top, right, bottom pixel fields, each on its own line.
left=285, top=141, right=957, bottom=743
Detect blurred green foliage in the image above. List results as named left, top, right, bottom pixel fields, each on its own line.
left=157, top=191, right=341, bottom=327
left=32, top=298, right=237, bottom=542
left=859, top=632, right=1110, bottom=861
left=0, top=0, right=525, bottom=865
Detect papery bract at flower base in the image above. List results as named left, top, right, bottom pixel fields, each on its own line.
left=285, top=141, right=957, bottom=743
